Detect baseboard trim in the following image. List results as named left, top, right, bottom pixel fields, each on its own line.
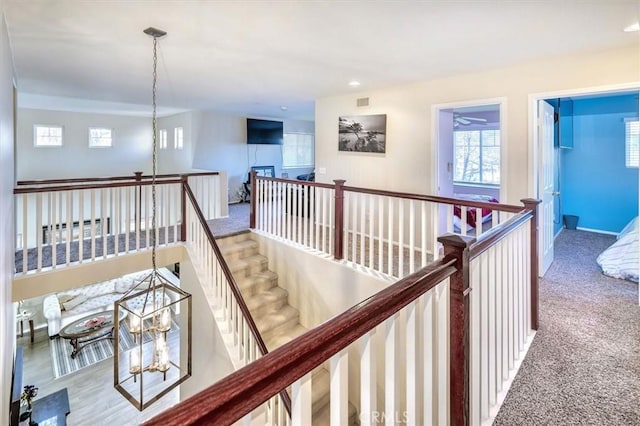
left=575, top=226, right=618, bottom=236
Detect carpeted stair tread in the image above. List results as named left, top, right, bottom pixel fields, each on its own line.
left=265, top=324, right=308, bottom=351
left=215, top=230, right=252, bottom=246
left=245, top=287, right=289, bottom=318
left=227, top=254, right=268, bottom=277
left=255, top=305, right=300, bottom=338
left=219, top=239, right=259, bottom=260
left=237, top=271, right=279, bottom=296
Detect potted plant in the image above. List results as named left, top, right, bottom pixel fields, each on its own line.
left=19, top=384, right=38, bottom=426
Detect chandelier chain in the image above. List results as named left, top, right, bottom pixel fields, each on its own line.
left=151, top=36, right=158, bottom=272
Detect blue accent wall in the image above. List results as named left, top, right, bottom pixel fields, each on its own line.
left=560, top=94, right=638, bottom=233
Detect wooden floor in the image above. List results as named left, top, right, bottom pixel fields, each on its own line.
left=18, top=327, right=178, bottom=426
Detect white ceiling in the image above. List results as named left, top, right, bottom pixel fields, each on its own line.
left=4, top=1, right=639, bottom=120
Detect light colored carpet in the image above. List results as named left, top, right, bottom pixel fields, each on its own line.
left=208, top=202, right=250, bottom=237
left=494, top=230, right=640, bottom=425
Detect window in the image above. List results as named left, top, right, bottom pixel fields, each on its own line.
left=282, top=133, right=314, bottom=168
left=174, top=127, right=183, bottom=150
left=88, top=127, right=113, bottom=147
left=625, top=118, right=639, bottom=168
left=453, top=129, right=500, bottom=185
left=34, top=125, right=63, bottom=147
left=159, top=129, right=168, bottom=149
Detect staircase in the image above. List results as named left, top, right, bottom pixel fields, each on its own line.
left=217, top=231, right=358, bottom=425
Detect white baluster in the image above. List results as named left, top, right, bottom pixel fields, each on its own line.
left=387, top=197, right=394, bottom=277
left=360, top=330, right=377, bottom=426
left=385, top=313, right=398, bottom=426
left=406, top=300, right=419, bottom=424
left=330, top=349, right=348, bottom=425
left=36, top=192, right=42, bottom=271
left=360, top=193, right=366, bottom=266
left=409, top=199, right=415, bottom=274
left=399, top=200, right=404, bottom=277
left=368, top=194, right=374, bottom=269
left=291, top=373, right=312, bottom=426
left=422, top=291, right=435, bottom=425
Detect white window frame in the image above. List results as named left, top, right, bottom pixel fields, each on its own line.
left=159, top=129, right=168, bottom=149
left=174, top=127, right=184, bottom=150
left=625, top=118, right=639, bottom=168
left=453, top=128, right=501, bottom=186
left=88, top=127, right=113, bottom=148
left=34, top=124, right=63, bottom=147
left=282, top=132, right=315, bottom=169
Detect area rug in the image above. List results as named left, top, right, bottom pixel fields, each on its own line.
left=50, top=322, right=178, bottom=378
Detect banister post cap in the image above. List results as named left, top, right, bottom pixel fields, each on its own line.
left=437, top=233, right=476, bottom=248
left=333, top=179, right=346, bottom=186
left=521, top=198, right=541, bottom=207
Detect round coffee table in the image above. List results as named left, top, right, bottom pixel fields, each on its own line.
left=59, top=309, right=127, bottom=359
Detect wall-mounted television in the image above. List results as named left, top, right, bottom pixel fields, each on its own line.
left=247, top=118, right=283, bottom=145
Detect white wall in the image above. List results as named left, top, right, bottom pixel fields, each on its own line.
left=177, top=255, right=235, bottom=401
left=189, top=111, right=314, bottom=203
left=254, top=233, right=389, bottom=333
left=0, top=8, right=14, bottom=424
left=16, top=109, right=153, bottom=180
left=157, top=112, right=198, bottom=174
left=315, top=45, right=639, bottom=204
left=253, top=233, right=394, bottom=416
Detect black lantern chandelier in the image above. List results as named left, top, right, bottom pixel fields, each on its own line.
left=113, top=27, right=192, bottom=411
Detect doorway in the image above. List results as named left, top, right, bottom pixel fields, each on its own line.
left=433, top=98, right=507, bottom=202
left=529, top=83, right=640, bottom=277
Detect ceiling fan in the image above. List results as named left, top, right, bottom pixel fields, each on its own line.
left=453, top=113, right=487, bottom=127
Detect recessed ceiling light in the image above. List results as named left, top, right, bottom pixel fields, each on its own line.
left=348, top=80, right=361, bottom=87
left=280, top=106, right=288, bottom=111
left=624, top=22, right=639, bottom=32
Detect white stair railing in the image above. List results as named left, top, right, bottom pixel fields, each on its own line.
left=14, top=179, right=181, bottom=274
left=183, top=182, right=291, bottom=425
left=468, top=216, right=534, bottom=426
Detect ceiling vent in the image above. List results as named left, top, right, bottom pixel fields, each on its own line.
left=357, top=97, right=369, bottom=107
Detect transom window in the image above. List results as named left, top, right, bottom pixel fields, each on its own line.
left=174, top=127, right=184, bottom=150
left=88, top=127, right=113, bottom=147
left=625, top=118, right=639, bottom=168
left=282, top=133, right=314, bottom=168
left=453, top=129, right=500, bottom=185
left=159, top=129, right=168, bottom=149
left=34, top=125, right=63, bottom=147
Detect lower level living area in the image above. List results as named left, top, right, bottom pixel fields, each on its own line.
left=13, top=267, right=182, bottom=426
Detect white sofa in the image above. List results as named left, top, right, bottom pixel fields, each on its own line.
left=43, top=268, right=178, bottom=337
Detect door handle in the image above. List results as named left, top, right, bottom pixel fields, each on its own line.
left=551, top=191, right=560, bottom=196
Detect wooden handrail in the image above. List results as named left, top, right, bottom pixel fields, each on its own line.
left=13, top=178, right=183, bottom=194
left=15, top=171, right=220, bottom=186
left=182, top=182, right=292, bottom=416
left=344, top=185, right=523, bottom=213
left=252, top=176, right=521, bottom=214
left=255, top=175, right=335, bottom=189
left=468, top=209, right=532, bottom=260
left=143, top=257, right=457, bottom=426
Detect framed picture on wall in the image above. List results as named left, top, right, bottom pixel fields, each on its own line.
left=338, top=114, right=387, bottom=153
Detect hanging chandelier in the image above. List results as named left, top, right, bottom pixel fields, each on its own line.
left=114, top=27, right=192, bottom=411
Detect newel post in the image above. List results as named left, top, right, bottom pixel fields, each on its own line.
left=249, top=170, right=257, bottom=229
left=521, top=198, right=541, bottom=331
left=333, top=179, right=346, bottom=260
left=180, top=175, right=188, bottom=242
left=438, top=233, right=475, bottom=426
left=134, top=171, right=143, bottom=238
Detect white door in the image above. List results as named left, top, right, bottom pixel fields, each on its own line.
left=538, top=101, right=555, bottom=275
